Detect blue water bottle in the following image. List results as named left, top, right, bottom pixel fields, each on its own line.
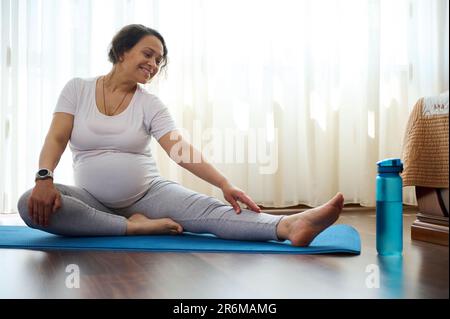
left=376, top=158, right=403, bottom=256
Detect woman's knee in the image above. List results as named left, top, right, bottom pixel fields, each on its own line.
left=17, top=183, right=65, bottom=218
left=17, top=189, right=34, bottom=226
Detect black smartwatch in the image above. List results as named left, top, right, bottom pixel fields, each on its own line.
left=35, top=168, right=54, bottom=181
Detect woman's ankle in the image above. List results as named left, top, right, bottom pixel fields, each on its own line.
left=125, top=220, right=138, bottom=235
left=276, top=216, right=290, bottom=240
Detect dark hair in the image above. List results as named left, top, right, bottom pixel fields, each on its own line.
left=108, top=24, right=168, bottom=71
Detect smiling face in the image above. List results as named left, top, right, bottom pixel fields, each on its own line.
left=119, top=35, right=165, bottom=84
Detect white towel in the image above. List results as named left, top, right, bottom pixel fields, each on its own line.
left=422, top=91, right=449, bottom=116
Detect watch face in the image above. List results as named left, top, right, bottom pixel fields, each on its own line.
left=38, top=169, right=48, bottom=176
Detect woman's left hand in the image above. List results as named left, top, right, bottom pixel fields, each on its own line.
left=221, top=181, right=261, bottom=214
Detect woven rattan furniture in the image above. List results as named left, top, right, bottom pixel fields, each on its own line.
left=402, top=92, right=449, bottom=246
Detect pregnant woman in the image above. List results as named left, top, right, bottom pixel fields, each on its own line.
left=17, top=24, right=343, bottom=246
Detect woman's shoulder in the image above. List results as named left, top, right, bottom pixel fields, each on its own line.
left=62, top=76, right=97, bottom=91
left=136, top=84, right=156, bottom=98
left=68, top=76, right=98, bottom=86
left=136, top=85, right=165, bottom=108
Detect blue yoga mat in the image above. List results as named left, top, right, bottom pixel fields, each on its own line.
left=0, top=224, right=360, bottom=255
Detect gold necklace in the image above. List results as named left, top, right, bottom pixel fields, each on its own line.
left=102, top=76, right=129, bottom=116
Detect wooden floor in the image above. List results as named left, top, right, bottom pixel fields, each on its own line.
left=0, top=207, right=448, bottom=299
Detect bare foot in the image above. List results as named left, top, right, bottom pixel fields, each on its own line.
left=277, top=193, right=344, bottom=246
left=126, top=213, right=183, bottom=236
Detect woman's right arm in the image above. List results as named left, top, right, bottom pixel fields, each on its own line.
left=29, top=112, right=74, bottom=227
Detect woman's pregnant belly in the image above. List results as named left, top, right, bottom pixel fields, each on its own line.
left=74, top=151, right=158, bottom=208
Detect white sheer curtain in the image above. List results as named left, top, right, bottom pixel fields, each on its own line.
left=1, top=0, right=448, bottom=213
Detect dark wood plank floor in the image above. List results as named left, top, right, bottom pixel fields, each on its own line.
left=0, top=207, right=448, bottom=299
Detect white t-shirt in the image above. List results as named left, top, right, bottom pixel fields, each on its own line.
left=54, top=77, right=177, bottom=208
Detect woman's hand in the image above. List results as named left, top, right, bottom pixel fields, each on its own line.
left=221, top=181, right=261, bottom=214
left=27, top=180, right=62, bottom=227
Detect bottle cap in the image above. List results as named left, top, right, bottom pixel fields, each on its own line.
left=377, top=158, right=403, bottom=173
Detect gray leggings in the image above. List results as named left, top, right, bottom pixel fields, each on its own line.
left=17, top=178, right=283, bottom=241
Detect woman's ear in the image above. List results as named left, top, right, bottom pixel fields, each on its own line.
left=116, top=51, right=125, bottom=63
